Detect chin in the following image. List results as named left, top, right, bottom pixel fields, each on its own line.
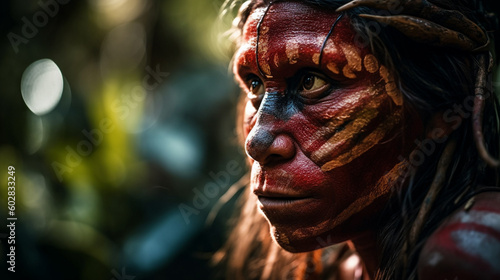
left=269, top=223, right=350, bottom=253
left=266, top=201, right=385, bottom=252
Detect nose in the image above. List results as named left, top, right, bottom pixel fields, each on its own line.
left=245, top=127, right=296, bottom=165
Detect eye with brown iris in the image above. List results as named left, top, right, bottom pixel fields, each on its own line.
left=299, top=73, right=329, bottom=99
left=246, top=76, right=265, bottom=107
left=250, top=79, right=264, bottom=96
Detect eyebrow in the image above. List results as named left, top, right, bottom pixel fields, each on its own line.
left=233, top=46, right=257, bottom=82
left=234, top=15, right=355, bottom=81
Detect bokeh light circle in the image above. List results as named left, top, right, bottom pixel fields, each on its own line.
left=21, top=59, right=64, bottom=116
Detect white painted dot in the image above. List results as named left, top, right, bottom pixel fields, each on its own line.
left=21, top=59, right=64, bottom=116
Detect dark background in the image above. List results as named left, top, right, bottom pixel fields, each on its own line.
left=0, top=0, right=246, bottom=279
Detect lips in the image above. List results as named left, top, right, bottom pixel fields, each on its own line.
left=255, top=190, right=322, bottom=224
left=252, top=172, right=322, bottom=222
left=257, top=195, right=315, bottom=208
left=256, top=188, right=313, bottom=205
left=254, top=187, right=310, bottom=198
left=249, top=149, right=330, bottom=223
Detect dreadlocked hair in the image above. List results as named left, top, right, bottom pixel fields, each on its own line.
left=214, top=0, right=500, bottom=279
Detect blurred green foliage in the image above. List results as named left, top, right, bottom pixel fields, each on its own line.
left=0, top=0, right=245, bottom=279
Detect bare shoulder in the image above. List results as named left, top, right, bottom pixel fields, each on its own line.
left=418, top=191, right=500, bottom=280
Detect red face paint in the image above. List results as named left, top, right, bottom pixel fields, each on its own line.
left=234, top=1, right=420, bottom=252
left=418, top=193, right=500, bottom=279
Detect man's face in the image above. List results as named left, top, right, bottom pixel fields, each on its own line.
left=233, top=1, right=416, bottom=252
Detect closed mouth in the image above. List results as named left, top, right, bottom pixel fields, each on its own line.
left=257, top=196, right=314, bottom=207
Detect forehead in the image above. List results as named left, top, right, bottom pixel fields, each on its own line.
left=235, top=1, right=364, bottom=78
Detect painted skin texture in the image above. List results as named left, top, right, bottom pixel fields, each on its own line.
left=234, top=1, right=419, bottom=253
left=418, top=192, right=500, bottom=280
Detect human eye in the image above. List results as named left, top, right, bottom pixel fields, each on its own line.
left=298, top=72, right=330, bottom=99
left=245, top=75, right=265, bottom=106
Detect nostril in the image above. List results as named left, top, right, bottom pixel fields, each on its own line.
left=266, top=153, right=286, bottom=163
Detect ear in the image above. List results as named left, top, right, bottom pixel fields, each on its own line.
left=425, top=111, right=462, bottom=141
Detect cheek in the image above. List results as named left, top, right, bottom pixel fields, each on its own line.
left=294, top=57, right=405, bottom=169
left=301, top=86, right=399, bottom=165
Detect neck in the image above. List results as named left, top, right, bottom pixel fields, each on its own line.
left=348, top=231, right=379, bottom=280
